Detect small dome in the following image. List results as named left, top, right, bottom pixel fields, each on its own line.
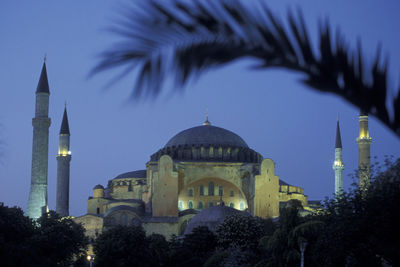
left=165, top=125, right=249, bottom=148
left=184, top=205, right=245, bottom=235
left=93, top=184, right=104, bottom=190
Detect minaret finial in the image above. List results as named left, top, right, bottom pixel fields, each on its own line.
left=335, top=117, right=342, bottom=148
left=44, top=53, right=47, bottom=63
left=203, top=108, right=211, bottom=126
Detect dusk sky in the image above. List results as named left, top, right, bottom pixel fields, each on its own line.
left=1, top=1, right=399, bottom=217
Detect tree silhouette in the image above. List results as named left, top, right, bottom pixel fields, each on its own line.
left=93, top=0, right=400, bottom=137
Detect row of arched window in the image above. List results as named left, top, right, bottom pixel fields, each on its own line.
left=178, top=200, right=245, bottom=211
left=188, top=182, right=235, bottom=197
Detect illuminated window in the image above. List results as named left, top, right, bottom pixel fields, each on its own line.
left=229, top=202, right=234, bottom=208
left=198, top=201, right=203, bottom=210
left=208, top=201, right=214, bottom=207
left=199, top=185, right=204, bottom=196
left=230, top=190, right=234, bottom=197
left=188, top=188, right=194, bottom=197
left=208, top=182, right=214, bottom=196
left=178, top=201, right=184, bottom=211
left=219, top=186, right=223, bottom=196
left=188, top=201, right=193, bottom=209
left=240, top=202, right=245, bottom=210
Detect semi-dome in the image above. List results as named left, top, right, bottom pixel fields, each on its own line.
left=150, top=121, right=262, bottom=163
left=184, top=205, right=246, bottom=234
left=165, top=125, right=249, bottom=148
left=113, top=170, right=146, bottom=180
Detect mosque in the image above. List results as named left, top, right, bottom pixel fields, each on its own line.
left=26, top=61, right=372, bottom=239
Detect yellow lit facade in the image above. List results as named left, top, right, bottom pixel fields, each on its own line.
left=75, top=120, right=313, bottom=239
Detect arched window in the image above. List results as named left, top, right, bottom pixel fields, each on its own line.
left=230, top=190, right=234, bottom=197
left=178, top=201, right=184, bottom=211
left=188, top=188, right=194, bottom=197
left=199, top=185, right=204, bottom=196
left=240, top=201, right=245, bottom=210
left=208, top=201, right=214, bottom=208
left=219, top=186, right=223, bottom=196
left=198, top=201, right=203, bottom=210
left=96, top=207, right=100, bottom=214
left=229, top=202, right=234, bottom=208
left=188, top=201, right=193, bottom=209
left=208, top=182, right=214, bottom=196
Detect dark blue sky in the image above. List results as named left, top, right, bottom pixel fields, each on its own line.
left=1, top=1, right=399, bottom=216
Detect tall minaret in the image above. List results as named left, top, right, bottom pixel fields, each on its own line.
left=27, top=60, right=51, bottom=219
left=332, top=119, right=344, bottom=196
left=56, top=106, right=71, bottom=217
left=356, top=110, right=372, bottom=192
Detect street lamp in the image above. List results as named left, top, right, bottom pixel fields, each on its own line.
left=87, top=255, right=94, bottom=267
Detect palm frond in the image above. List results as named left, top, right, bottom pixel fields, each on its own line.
left=93, top=0, right=400, bottom=137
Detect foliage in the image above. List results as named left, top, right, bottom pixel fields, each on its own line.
left=258, top=201, right=305, bottom=267
left=33, top=211, right=88, bottom=266
left=0, top=205, right=36, bottom=267
left=310, top=158, right=400, bottom=266
left=94, top=0, right=400, bottom=137
left=0, top=207, right=88, bottom=267
left=168, top=226, right=217, bottom=267
left=183, top=226, right=217, bottom=256
left=203, top=251, right=228, bottom=267
left=93, top=225, right=149, bottom=267
left=216, top=213, right=264, bottom=250
left=146, top=233, right=170, bottom=266
left=220, top=245, right=258, bottom=267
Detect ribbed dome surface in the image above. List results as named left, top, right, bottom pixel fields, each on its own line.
left=165, top=125, right=248, bottom=148
left=184, top=205, right=245, bottom=234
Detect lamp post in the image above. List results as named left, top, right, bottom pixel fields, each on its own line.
left=87, top=255, right=94, bottom=267
left=299, top=241, right=307, bottom=267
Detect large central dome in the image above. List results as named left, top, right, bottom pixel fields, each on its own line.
left=165, top=125, right=249, bottom=148
left=150, top=120, right=262, bottom=163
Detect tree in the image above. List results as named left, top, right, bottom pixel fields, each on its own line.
left=216, top=213, right=264, bottom=251
left=0, top=207, right=88, bottom=267
left=93, top=0, right=400, bottom=137
left=146, top=233, right=170, bottom=266
left=93, top=225, right=150, bottom=267
left=0, top=205, right=36, bottom=267
left=168, top=226, right=217, bottom=267
left=307, top=158, right=400, bottom=266
left=33, top=211, right=88, bottom=266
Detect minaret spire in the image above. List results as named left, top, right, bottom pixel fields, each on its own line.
left=27, top=60, right=51, bottom=219
left=56, top=106, right=71, bottom=217
left=357, top=110, right=372, bottom=194
left=333, top=118, right=344, bottom=196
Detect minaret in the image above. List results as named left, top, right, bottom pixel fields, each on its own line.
left=27, top=60, right=51, bottom=219
left=356, top=110, right=372, bottom=193
left=56, top=106, right=71, bottom=217
left=332, top=119, right=344, bottom=196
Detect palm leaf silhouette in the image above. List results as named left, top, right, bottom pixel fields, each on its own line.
left=93, top=0, right=400, bottom=137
